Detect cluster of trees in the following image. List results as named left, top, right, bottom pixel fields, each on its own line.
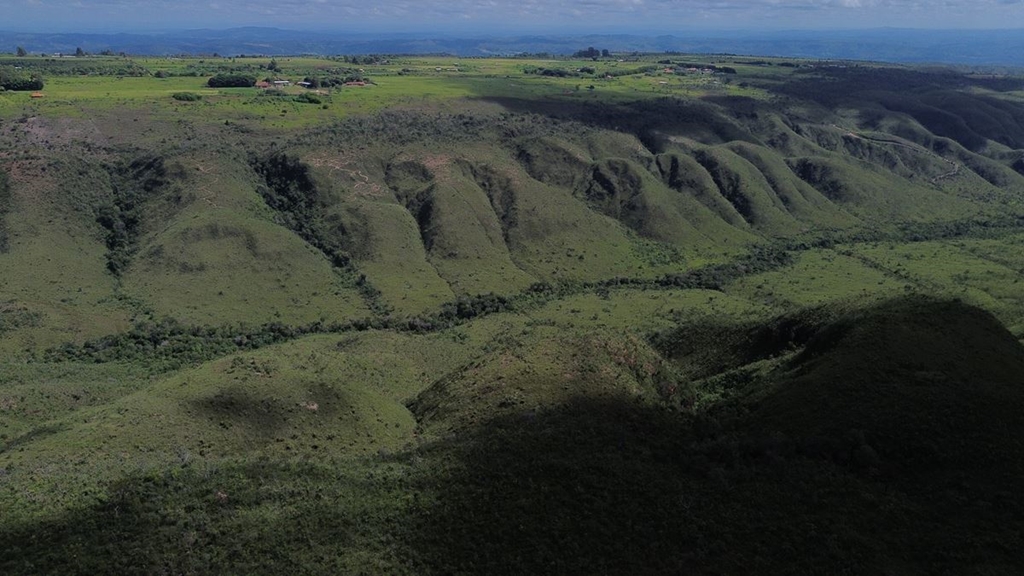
left=573, top=47, right=611, bottom=59
left=604, top=64, right=661, bottom=78
left=524, top=67, right=577, bottom=78
left=45, top=288, right=521, bottom=368
left=0, top=65, right=44, bottom=91
left=522, top=64, right=656, bottom=78
left=510, top=52, right=553, bottom=59
left=336, top=54, right=388, bottom=65
left=207, top=73, right=257, bottom=88
left=585, top=246, right=794, bottom=292
left=655, top=247, right=791, bottom=289
left=523, top=63, right=659, bottom=79
left=299, top=73, right=365, bottom=88
left=45, top=316, right=315, bottom=369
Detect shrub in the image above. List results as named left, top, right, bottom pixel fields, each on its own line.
left=171, top=92, right=202, bottom=101
left=293, top=93, right=322, bottom=105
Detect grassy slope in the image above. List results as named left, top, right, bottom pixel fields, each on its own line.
left=121, top=152, right=368, bottom=326
left=0, top=153, right=131, bottom=355
left=0, top=329, right=483, bottom=523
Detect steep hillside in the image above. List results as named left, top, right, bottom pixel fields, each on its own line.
left=122, top=152, right=368, bottom=325
left=0, top=154, right=131, bottom=353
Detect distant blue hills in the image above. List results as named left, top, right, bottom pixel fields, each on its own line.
left=1, top=27, right=1022, bottom=66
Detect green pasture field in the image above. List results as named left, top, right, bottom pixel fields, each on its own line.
left=0, top=54, right=772, bottom=129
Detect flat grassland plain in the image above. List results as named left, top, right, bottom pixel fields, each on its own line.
left=3, top=52, right=1024, bottom=574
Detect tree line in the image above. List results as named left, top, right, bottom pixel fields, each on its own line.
left=573, top=47, right=612, bottom=59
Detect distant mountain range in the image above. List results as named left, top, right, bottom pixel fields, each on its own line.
left=1, top=27, right=1023, bottom=66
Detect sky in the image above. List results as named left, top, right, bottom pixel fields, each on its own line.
left=4, top=0, right=1024, bottom=33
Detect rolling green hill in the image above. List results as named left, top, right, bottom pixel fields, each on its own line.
left=2, top=54, right=1024, bottom=574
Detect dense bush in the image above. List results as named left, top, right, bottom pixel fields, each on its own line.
left=207, top=73, right=256, bottom=88
left=171, top=91, right=202, bottom=101
left=0, top=66, right=44, bottom=91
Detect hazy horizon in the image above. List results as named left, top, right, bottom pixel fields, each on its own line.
left=4, top=0, right=1024, bottom=34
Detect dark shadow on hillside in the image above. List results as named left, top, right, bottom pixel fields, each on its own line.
left=768, top=67, right=1024, bottom=152
left=406, top=298, right=1024, bottom=575
left=0, top=459, right=401, bottom=576
left=772, top=66, right=1024, bottom=106
left=407, top=397, right=1024, bottom=574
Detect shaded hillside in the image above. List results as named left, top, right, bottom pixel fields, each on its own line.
left=772, top=67, right=1024, bottom=154
left=8, top=298, right=1023, bottom=575
left=406, top=297, right=1024, bottom=575
left=741, top=297, right=1024, bottom=475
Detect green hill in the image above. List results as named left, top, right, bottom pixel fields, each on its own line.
left=3, top=54, right=1024, bottom=575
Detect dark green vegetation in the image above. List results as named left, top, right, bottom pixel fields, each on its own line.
left=2, top=54, right=1024, bottom=574
left=207, top=73, right=256, bottom=88
left=0, top=66, right=44, bottom=91
left=170, top=91, right=202, bottom=102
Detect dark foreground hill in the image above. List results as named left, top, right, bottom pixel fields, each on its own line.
left=3, top=297, right=1024, bottom=575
